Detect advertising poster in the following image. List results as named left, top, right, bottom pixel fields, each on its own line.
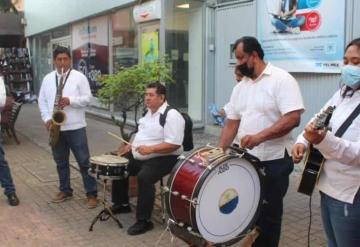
left=141, top=31, right=159, bottom=63
left=257, top=0, right=345, bottom=73
left=72, top=16, right=109, bottom=95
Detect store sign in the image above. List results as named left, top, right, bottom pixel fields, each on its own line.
left=133, top=0, right=161, bottom=23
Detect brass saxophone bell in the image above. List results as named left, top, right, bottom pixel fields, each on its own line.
left=52, top=110, right=66, bottom=125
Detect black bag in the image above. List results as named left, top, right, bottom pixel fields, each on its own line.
left=160, top=106, right=194, bottom=151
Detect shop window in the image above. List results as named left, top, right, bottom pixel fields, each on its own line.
left=111, top=8, right=138, bottom=73
left=165, top=0, right=204, bottom=122
left=72, top=16, right=109, bottom=95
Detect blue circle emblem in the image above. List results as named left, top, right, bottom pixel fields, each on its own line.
left=218, top=188, right=239, bottom=214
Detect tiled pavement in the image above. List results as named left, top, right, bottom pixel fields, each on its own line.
left=0, top=104, right=326, bottom=247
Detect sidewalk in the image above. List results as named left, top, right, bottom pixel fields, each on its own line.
left=0, top=104, right=326, bottom=247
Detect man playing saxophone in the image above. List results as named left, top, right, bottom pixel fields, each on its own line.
left=38, top=46, right=98, bottom=209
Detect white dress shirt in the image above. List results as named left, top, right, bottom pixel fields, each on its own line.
left=226, top=63, right=304, bottom=161
left=296, top=89, right=360, bottom=204
left=38, top=69, right=92, bottom=131
left=132, top=102, right=185, bottom=160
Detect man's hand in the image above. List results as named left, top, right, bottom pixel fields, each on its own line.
left=45, top=120, right=52, bottom=131
left=303, top=122, right=327, bottom=145
left=240, top=134, right=263, bottom=150
left=136, top=145, right=154, bottom=155
left=118, top=144, right=131, bottom=156
left=291, top=143, right=306, bottom=163
left=59, top=97, right=70, bottom=109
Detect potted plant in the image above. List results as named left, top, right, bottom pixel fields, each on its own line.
left=97, top=57, right=173, bottom=142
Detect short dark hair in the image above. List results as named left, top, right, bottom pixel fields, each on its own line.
left=53, top=46, right=71, bottom=59
left=147, top=82, right=167, bottom=97
left=233, top=36, right=264, bottom=60
left=345, top=37, right=360, bottom=52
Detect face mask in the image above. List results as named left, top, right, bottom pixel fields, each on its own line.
left=238, top=62, right=254, bottom=78
left=341, top=65, right=360, bottom=89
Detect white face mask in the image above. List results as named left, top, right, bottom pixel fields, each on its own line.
left=341, top=65, right=360, bottom=89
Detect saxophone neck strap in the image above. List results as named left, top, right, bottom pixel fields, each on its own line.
left=55, top=69, right=72, bottom=89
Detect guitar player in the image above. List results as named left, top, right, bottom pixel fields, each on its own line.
left=292, top=38, right=360, bottom=247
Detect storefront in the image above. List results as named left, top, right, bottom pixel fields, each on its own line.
left=26, top=0, right=360, bottom=131
left=25, top=0, right=206, bottom=125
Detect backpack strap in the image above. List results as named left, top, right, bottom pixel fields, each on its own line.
left=160, top=105, right=173, bottom=127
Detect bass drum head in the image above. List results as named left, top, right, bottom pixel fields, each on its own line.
left=195, top=157, right=261, bottom=244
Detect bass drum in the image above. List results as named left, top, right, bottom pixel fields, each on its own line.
left=165, top=146, right=263, bottom=245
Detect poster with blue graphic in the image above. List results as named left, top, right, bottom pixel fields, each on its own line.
left=257, top=0, right=345, bottom=73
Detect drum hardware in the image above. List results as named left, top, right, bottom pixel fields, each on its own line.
left=259, top=167, right=266, bottom=176
left=178, top=155, right=195, bottom=164
left=88, top=154, right=129, bottom=231
left=171, top=191, right=180, bottom=196
left=170, top=219, right=200, bottom=236
left=89, top=178, right=123, bottom=231
left=177, top=221, right=185, bottom=227
left=164, top=188, right=199, bottom=207
left=180, top=195, right=199, bottom=207
left=231, top=151, right=245, bottom=159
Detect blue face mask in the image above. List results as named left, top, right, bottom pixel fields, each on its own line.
left=341, top=65, right=360, bottom=89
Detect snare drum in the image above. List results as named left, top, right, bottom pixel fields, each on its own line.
left=165, top=146, right=263, bottom=245
left=89, top=154, right=129, bottom=180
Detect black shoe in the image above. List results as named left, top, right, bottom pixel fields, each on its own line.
left=127, top=220, right=154, bottom=235
left=110, top=204, right=132, bottom=214
left=7, top=193, right=19, bottom=206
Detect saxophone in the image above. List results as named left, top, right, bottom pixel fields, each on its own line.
left=49, top=68, right=67, bottom=147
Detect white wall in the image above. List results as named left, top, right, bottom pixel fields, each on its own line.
left=24, top=0, right=135, bottom=36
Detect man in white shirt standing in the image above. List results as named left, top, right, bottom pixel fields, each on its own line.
left=111, top=82, right=185, bottom=235
left=38, top=46, right=97, bottom=209
left=219, top=36, right=304, bottom=247
left=0, top=75, right=19, bottom=206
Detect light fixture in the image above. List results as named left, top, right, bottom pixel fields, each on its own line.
left=176, top=0, right=190, bottom=9
left=177, top=3, right=190, bottom=8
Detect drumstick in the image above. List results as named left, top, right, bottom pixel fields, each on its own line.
left=107, top=131, right=132, bottom=146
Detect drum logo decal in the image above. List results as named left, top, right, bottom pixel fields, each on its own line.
left=218, top=163, right=229, bottom=174
left=218, top=188, right=239, bottom=214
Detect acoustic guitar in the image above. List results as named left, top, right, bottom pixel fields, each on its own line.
left=297, top=106, right=336, bottom=196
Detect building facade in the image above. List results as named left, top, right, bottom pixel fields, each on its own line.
left=24, top=0, right=360, bottom=131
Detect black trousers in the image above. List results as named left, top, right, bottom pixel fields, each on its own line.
left=253, top=151, right=294, bottom=247
left=112, top=153, right=178, bottom=221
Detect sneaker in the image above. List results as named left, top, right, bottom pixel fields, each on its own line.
left=110, top=204, right=132, bottom=214
left=51, top=191, right=73, bottom=203
left=7, top=193, right=19, bottom=206
left=87, top=195, right=98, bottom=209
left=290, top=27, right=301, bottom=34
left=127, top=220, right=154, bottom=235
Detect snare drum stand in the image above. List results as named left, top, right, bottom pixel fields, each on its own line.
left=89, top=179, right=123, bottom=231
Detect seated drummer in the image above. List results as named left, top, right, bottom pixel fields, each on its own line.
left=111, top=82, right=185, bottom=235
